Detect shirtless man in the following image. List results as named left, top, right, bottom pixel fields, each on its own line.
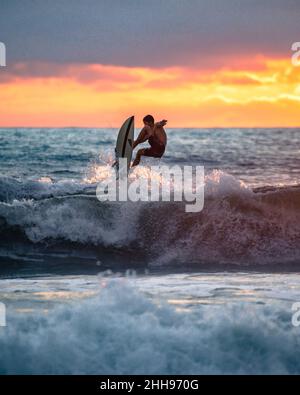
left=132, top=115, right=167, bottom=167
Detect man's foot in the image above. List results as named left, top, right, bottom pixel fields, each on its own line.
left=132, top=158, right=140, bottom=167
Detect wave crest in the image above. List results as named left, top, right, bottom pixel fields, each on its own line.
left=1, top=172, right=300, bottom=267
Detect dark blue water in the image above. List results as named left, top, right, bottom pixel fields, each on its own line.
left=1, top=127, right=300, bottom=270
left=0, top=127, right=300, bottom=374
left=1, top=127, right=300, bottom=186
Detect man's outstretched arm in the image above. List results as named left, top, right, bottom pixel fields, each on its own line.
left=155, top=119, right=168, bottom=127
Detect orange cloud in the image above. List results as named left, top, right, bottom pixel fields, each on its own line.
left=0, top=56, right=300, bottom=127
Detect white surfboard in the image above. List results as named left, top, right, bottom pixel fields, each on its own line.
left=115, top=116, right=134, bottom=175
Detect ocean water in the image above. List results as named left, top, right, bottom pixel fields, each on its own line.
left=0, top=127, right=300, bottom=374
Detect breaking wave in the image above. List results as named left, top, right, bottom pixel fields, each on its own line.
left=1, top=170, right=300, bottom=268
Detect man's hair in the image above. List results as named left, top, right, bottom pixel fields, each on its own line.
left=143, top=114, right=154, bottom=124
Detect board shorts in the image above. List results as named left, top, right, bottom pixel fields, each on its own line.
left=143, top=145, right=165, bottom=158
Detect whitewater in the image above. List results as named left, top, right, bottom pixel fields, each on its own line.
left=0, top=127, right=300, bottom=374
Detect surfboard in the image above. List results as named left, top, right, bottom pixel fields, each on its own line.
left=115, top=116, right=134, bottom=175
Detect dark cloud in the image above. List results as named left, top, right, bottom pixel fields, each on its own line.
left=0, top=0, right=299, bottom=67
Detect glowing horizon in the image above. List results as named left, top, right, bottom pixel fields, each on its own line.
left=0, top=55, right=300, bottom=128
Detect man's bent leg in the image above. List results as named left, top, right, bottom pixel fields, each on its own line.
left=132, top=148, right=146, bottom=167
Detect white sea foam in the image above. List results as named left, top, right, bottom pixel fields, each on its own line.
left=0, top=278, right=299, bottom=374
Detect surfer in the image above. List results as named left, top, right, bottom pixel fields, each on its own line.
left=132, top=115, right=167, bottom=167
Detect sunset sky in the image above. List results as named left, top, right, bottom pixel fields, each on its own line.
left=1, top=0, right=300, bottom=127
